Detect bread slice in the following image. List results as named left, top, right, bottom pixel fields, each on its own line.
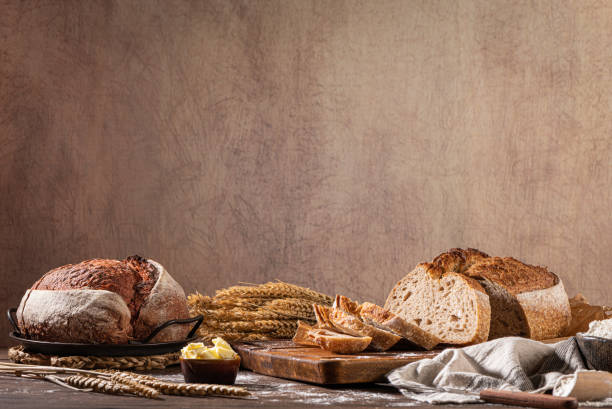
left=384, top=249, right=492, bottom=345
left=333, top=294, right=361, bottom=315
left=332, top=294, right=441, bottom=350
left=326, top=305, right=401, bottom=351
left=292, top=321, right=371, bottom=354
left=359, top=302, right=441, bottom=350
left=313, top=303, right=336, bottom=330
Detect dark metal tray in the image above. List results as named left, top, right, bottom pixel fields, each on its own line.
left=7, top=307, right=203, bottom=357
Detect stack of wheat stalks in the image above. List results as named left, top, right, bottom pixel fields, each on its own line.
left=0, top=363, right=249, bottom=399
left=188, top=281, right=333, bottom=342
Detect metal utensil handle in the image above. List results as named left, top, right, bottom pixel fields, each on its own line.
left=480, top=389, right=578, bottom=409
left=139, top=314, right=204, bottom=344
left=7, top=308, right=21, bottom=336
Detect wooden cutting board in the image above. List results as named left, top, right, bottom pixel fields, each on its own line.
left=233, top=340, right=440, bottom=384
left=234, top=337, right=568, bottom=385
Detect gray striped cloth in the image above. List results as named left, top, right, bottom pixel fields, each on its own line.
left=387, top=336, right=612, bottom=406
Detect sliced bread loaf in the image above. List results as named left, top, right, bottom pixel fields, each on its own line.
left=384, top=248, right=571, bottom=344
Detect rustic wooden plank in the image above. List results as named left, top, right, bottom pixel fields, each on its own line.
left=234, top=340, right=440, bottom=384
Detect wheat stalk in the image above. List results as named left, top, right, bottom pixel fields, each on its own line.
left=64, top=375, right=159, bottom=399
left=188, top=294, right=264, bottom=311
left=264, top=298, right=317, bottom=319
left=188, top=281, right=330, bottom=342
left=215, top=281, right=332, bottom=304
left=109, top=372, right=161, bottom=399
left=204, top=308, right=284, bottom=321
left=1, top=363, right=248, bottom=399
left=262, top=282, right=333, bottom=304
left=269, top=325, right=301, bottom=338
left=201, top=319, right=297, bottom=333
left=196, top=329, right=286, bottom=342
left=111, top=372, right=249, bottom=397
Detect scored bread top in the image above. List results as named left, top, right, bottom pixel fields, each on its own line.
left=30, top=256, right=159, bottom=326
left=465, top=257, right=558, bottom=294
left=421, top=248, right=559, bottom=295
left=420, top=248, right=489, bottom=294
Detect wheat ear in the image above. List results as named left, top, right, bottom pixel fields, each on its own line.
left=263, top=298, right=318, bottom=319
left=111, top=372, right=249, bottom=397
left=203, top=308, right=284, bottom=321
left=215, top=281, right=331, bottom=304
left=63, top=375, right=159, bottom=399
left=202, top=319, right=297, bottom=333
left=108, top=373, right=161, bottom=399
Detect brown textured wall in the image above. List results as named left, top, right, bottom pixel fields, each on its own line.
left=1, top=0, right=611, bottom=346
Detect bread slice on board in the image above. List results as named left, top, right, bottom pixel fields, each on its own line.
left=292, top=321, right=371, bottom=354
left=313, top=304, right=400, bottom=351
left=313, top=304, right=337, bottom=330
left=384, top=248, right=571, bottom=344
left=359, top=302, right=441, bottom=350
left=332, top=294, right=440, bottom=350
left=333, top=295, right=361, bottom=315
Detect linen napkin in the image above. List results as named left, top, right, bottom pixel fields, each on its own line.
left=387, top=336, right=612, bottom=406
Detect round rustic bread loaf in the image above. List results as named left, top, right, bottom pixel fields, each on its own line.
left=16, top=255, right=191, bottom=344
left=384, top=248, right=572, bottom=345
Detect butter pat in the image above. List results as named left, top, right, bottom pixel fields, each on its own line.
left=181, top=338, right=238, bottom=360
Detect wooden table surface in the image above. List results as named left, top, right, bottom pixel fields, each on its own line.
left=0, top=348, right=523, bottom=408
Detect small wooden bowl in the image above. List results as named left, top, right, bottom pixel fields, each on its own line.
left=180, top=356, right=241, bottom=384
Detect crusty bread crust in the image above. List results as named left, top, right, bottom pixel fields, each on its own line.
left=133, top=259, right=190, bottom=342
left=359, top=302, right=441, bottom=350
left=314, top=331, right=371, bottom=354
left=466, top=257, right=558, bottom=294
left=293, top=320, right=319, bottom=346
left=426, top=248, right=490, bottom=279
left=18, top=256, right=190, bottom=344
left=464, top=255, right=570, bottom=339
left=17, top=289, right=132, bottom=344
left=472, top=288, right=492, bottom=343
left=516, top=279, right=571, bottom=340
